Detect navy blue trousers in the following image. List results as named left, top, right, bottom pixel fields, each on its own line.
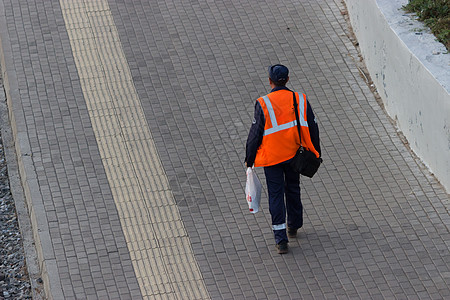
left=264, top=160, right=303, bottom=244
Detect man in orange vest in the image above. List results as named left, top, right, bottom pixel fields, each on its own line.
left=245, top=64, right=321, bottom=254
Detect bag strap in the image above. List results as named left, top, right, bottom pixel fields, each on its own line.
left=292, top=91, right=304, bottom=151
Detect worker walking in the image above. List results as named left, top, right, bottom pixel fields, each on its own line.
left=245, top=64, right=321, bottom=254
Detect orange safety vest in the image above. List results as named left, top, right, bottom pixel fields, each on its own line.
left=254, top=89, right=320, bottom=167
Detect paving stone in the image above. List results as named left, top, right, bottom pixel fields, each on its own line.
left=0, top=0, right=449, bottom=298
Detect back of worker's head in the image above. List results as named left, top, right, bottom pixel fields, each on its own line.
left=268, top=64, right=289, bottom=86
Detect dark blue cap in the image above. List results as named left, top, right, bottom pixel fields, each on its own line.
left=268, top=64, right=289, bottom=83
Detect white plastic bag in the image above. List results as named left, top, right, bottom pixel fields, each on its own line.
left=245, top=167, right=262, bottom=213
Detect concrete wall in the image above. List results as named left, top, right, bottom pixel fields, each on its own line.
left=344, top=0, right=450, bottom=193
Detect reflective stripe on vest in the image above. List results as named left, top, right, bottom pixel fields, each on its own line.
left=262, top=94, right=308, bottom=136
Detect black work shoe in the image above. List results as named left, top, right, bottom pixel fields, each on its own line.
left=287, top=227, right=298, bottom=239
left=275, top=241, right=289, bottom=254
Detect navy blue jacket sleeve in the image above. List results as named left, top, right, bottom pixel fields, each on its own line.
left=245, top=101, right=265, bottom=167
left=306, top=99, right=321, bottom=157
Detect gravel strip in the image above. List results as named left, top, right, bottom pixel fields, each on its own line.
left=0, top=81, right=32, bottom=299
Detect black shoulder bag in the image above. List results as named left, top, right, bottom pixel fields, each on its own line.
left=290, top=92, right=322, bottom=178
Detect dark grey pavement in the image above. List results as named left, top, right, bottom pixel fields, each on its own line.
left=0, top=0, right=449, bottom=299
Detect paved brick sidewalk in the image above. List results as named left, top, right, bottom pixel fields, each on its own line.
left=0, top=0, right=448, bottom=299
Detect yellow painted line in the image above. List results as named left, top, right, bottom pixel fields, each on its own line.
left=59, top=1, right=210, bottom=299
